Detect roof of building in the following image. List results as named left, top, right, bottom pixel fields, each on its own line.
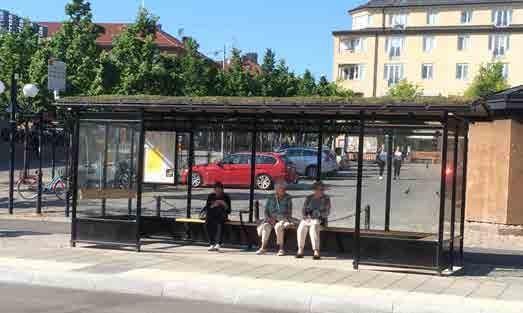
left=38, top=22, right=184, bottom=50
left=350, top=0, right=523, bottom=12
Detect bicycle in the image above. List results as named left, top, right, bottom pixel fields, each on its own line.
left=16, top=170, right=69, bottom=201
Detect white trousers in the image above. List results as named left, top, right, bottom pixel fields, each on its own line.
left=297, top=219, right=321, bottom=251
left=257, top=221, right=292, bottom=247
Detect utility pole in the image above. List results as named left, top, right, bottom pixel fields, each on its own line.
left=8, top=72, right=18, bottom=214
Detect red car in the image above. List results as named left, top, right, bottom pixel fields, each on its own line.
left=181, top=152, right=297, bottom=190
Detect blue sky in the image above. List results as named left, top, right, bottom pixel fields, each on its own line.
left=5, top=0, right=366, bottom=80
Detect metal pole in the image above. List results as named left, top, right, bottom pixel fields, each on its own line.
left=437, top=113, right=449, bottom=274
left=128, top=127, right=135, bottom=216
left=248, top=129, right=257, bottom=223
left=174, top=133, right=179, bottom=186
left=354, top=112, right=365, bottom=270
left=70, top=112, right=80, bottom=247
left=101, top=124, right=109, bottom=217
left=23, top=121, right=29, bottom=177
left=51, top=131, right=56, bottom=178
left=135, top=111, right=146, bottom=252
left=186, top=130, right=194, bottom=218
left=459, top=125, right=469, bottom=266
left=385, top=132, right=393, bottom=231
left=8, top=72, right=17, bottom=215
left=36, top=113, right=43, bottom=215
left=316, top=129, right=323, bottom=181
left=65, top=127, right=71, bottom=217
left=449, top=125, right=459, bottom=271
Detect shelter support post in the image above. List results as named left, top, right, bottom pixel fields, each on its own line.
left=70, top=113, right=80, bottom=247
left=186, top=130, right=194, bottom=218
left=135, top=111, right=146, bottom=252
left=127, top=128, right=135, bottom=216
left=385, top=132, right=393, bottom=231
left=65, top=126, right=71, bottom=217
left=459, top=125, right=469, bottom=265
left=174, top=133, right=179, bottom=186
left=316, top=128, right=323, bottom=181
left=249, top=128, right=257, bottom=223
left=354, top=112, right=365, bottom=270
left=437, top=113, right=449, bottom=274
left=101, top=124, right=109, bottom=217
left=449, top=125, right=459, bottom=270
left=36, top=113, right=44, bottom=215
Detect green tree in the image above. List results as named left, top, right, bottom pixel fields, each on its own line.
left=297, top=70, right=316, bottom=96
left=51, top=0, right=102, bottom=95
left=387, top=79, right=423, bottom=100
left=28, top=42, right=54, bottom=112
left=465, top=62, right=509, bottom=98
left=258, top=49, right=277, bottom=96
left=178, top=38, right=218, bottom=96
left=221, top=48, right=252, bottom=96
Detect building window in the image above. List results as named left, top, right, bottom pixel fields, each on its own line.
left=353, top=14, right=372, bottom=30
left=423, top=36, right=436, bottom=52
left=456, top=63, right=469, bottom=80
left=385, top=36, right=405, bottom=58
left=492, top=9, right=512, bottom=27
left=384, top=64, right=404, bottom=86
left=461, top=10, right=472, bottom=24
left=340, top=37, right=365, bottom=53
left=389, top=13, right=408, bottom=28
left=457, top=35, right=470, bottom=51
left=427, top=10, right=438, bottom=25
left=489, top=34, right=510, bottom=57
left=488, top=63, right=509, bottom=79
left=339, top=64, right=365, bottom=80
left=421, top=64, right=434, bottom=80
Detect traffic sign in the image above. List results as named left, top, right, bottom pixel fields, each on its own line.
left=48, top=59, right=66, bottom=91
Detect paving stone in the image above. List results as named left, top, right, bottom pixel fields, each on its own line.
left=388, top=273, right=431, bottom=291
left=336, top=269, right=381, bottom=287
left=361, top=272, right=406, bottom=289
left=306, top=269, right=354, bottom=285
left=414, top=276, right=455, bottom=294
left=498, top=283, right=523, bottom=302
left=468, top=281, right=508, bottom=299
left=285, top=267, right=333, bottom=283
left=441, top=279, right=482, bottom=297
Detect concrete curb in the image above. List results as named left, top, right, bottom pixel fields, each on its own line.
left=0, top=267, right=521, bottom=313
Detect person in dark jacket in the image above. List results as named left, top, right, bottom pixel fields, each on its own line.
left=205, top=182, right=231, bottom=252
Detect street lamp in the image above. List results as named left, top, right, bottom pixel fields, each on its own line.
left=23, top=83, right=39, bottom=98
left=21, top=84, right=39, bottom=178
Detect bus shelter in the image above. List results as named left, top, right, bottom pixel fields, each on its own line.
left=57, top=96, right=485, bottom=274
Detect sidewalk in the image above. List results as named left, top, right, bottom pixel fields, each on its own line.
left=0, top=231, right=522, bottom=313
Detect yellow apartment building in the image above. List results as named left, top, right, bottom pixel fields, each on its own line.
left=333, top=0, right=523, bottom=97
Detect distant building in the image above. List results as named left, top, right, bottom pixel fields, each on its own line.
left=39, top=22, right=185, bottom=54
left=221, top=52, right=262, bottom=74
left=333, top=0, right=523, bottom=97
left=0, top=9, right=48, bottom=37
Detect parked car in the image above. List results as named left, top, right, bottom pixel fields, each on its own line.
left=277, top=147, right=338, bottom=177
left=181, top=152, right=297, bottom=190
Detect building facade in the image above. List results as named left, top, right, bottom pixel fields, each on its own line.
left=0, top=9, right=48, bottom=37
left=333, top=0, right=523, bottom=97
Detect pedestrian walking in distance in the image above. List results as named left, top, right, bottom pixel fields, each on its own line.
left=393, top=146, right=403, bottom=180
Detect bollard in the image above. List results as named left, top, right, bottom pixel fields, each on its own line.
left=364, top=205, right=371, bottom=230
left=156, top=196, right=162, bottom=217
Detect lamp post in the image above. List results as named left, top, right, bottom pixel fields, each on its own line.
left=22, top=84, right=41, bottom=214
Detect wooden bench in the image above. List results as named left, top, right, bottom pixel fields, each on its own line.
left=80, top=188, right=137, bottom=200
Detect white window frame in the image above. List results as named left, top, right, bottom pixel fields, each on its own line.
left=421, top=63, right=434, bottom=80
left=384, top=63, right=404, bottom=86
left=461, top=10, right=472, bottom=24
left=339, top=64, right=365, bottom=81
left=456, top=63, right=469, bottom=80
left=427, top=10, right=438, bottom=25
left=423, top=36, right=436, bottom=52
left=385, top=36, right=405, bottom=58
left=492, top=9, right=512, bottom=27
left=389, top=12, right=408, bottom=28
left=340, top=37, right=366, bottom=53
left=489, top=34, right=510, bottom=57
left=457, top=35, right=470, bottom=51
left=352, top=14, right=372, bottom=30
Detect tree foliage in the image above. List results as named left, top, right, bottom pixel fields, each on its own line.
left=387, top=80, right=423, bottom=100
left=0, top=0, right=352, bottom=114
left=465, top=62, right=509, bottom=98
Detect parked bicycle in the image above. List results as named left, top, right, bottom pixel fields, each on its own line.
left=16, top=170, right=69, bottom=201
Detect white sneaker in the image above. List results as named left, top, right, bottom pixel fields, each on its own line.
left=277, top=249, right=285, bottom=256
left=256, top=248, right=266, bottom=255
left=214, top=244, right=221, bottom=251
left=379, top=176, right=383, bottom=180
left=208, top=245, right=216, bottom=251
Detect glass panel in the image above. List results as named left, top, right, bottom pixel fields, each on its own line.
left=455, top=131, right=466, bottom=240
left=390, top=128, right=442, bottom=236
left=77, top=122, right=139, bottom=218
left=444, top=130, right=456, bottom=241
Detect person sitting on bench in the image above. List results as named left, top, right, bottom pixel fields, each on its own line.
left=296, top=181, right=331, bottom=260
left=256, top=181, right=294, bottom=256
left=205, top=182, right=231, bottom=252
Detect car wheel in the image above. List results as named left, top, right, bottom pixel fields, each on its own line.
left=191, top=172, right=203, bottom=188
left=306, top=165, right=317, bottom=178
left=256, top=174, right=273, bottom=190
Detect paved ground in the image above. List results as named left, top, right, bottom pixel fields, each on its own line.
left=0, top=224, right=522, bottom=313
left=0, top=282, right=267, bottom=313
